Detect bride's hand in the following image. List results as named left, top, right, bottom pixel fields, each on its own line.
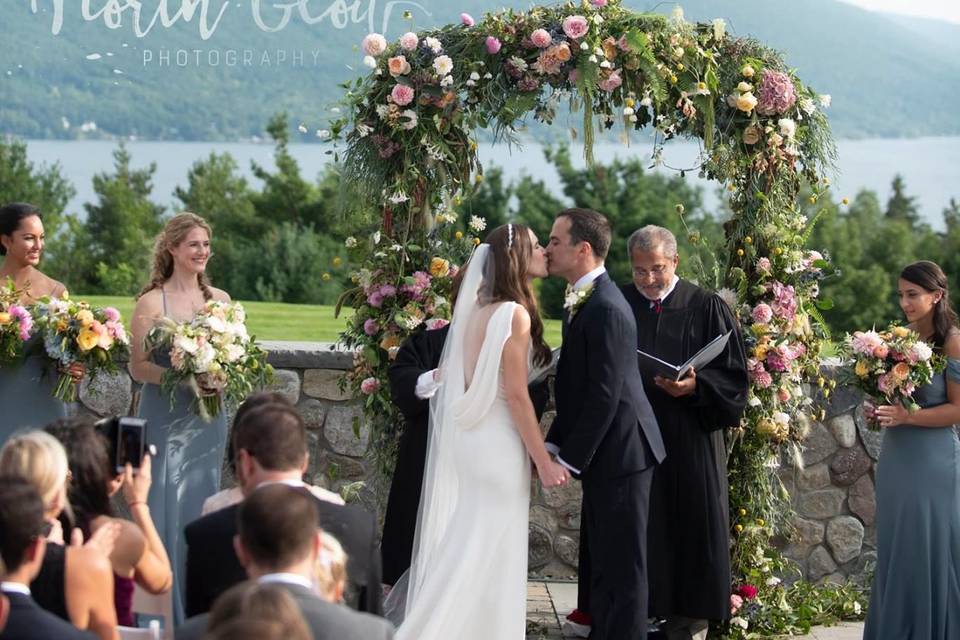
left=537, top=459, right=570, bottom=488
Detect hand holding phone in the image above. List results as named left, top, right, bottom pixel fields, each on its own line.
left=114, top=417, right=147, bottom=475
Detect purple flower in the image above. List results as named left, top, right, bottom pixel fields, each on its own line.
left=766, top=346, right=793, bottom=373
left=380, top=284, right=397, bottom=297
left=367, top=292, right=385, bottom=308
left=770, top=281, right=798, bottom=320
left=363, top=318, right=380, bottom=336
left=485, top=36, right=502, bottom=54
left=517, top=75, right=540, bottom=92
left=756, top=70, right=797, bottom=116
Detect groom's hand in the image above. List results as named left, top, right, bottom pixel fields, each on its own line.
left=654, top=368, right=697, bottom=397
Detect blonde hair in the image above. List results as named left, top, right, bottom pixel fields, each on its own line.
left=0, top=431, right=69, bottom=517
left=137, top=212, right=214, bottom=300
left=315, top=532, right=348, bottom=603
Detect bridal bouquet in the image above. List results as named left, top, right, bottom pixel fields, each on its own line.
left=839, top=325, right=944, bottom=429
left=31, top=294, right=130, bottom=401
left=144, top=301, right=272, bottom=420
left=0, top=280, right=33, bottom=366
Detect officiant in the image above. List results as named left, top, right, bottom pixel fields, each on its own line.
left=381, top=322, right=552, bottom=586
left=621, top=225, right=748, bottom=640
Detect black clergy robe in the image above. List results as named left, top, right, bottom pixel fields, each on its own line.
left=621, top=279, right=748, bottom=621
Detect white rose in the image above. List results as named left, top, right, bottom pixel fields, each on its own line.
left=193, top=343, right=217, bottom=373
left=433, top=55, right=453, bottom=76
left=778, top=118, right=796, bottom=139
left=206, top=315, right=227, bottom=333
left=911, top=341, right=933, bottom=362
left=174, top=335, right=199, bottom=355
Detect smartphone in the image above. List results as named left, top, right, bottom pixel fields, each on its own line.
left=113, top=417, right=147, bottom=474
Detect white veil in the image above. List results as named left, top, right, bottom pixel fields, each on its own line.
left=383, top=243, right=494, bottom=624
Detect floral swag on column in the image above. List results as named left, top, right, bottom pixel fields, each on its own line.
left=324, top=0, right=863, bottom=634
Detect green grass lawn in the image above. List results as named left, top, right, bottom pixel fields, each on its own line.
left=83, top=295, right=565, bottom=345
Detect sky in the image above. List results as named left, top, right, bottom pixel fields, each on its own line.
left=840, top=0, right=960, bottom=24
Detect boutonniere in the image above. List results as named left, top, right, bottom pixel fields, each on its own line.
left=563, top=283, right=594, bottom=317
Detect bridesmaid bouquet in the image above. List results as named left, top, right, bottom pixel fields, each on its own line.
left=144, top=300, right=272, bottom=420
left=31, top=294, right=130, bottom=401
left=839, top=325, right=944, bottom=429
left=0, top=280, right=33, bottom=366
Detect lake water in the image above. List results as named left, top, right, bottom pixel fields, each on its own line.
left=24, top=136, right=960, bottom=230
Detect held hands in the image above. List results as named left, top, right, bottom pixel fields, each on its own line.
left=654, top=368, right=697, bottom=398
left=536, top=458, right=570, bottom=489
left=874, top=402, right=912, bottom=428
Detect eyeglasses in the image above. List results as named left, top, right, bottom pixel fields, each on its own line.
left=633, top=265, right=669, bottom=278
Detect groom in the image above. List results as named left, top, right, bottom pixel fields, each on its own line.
left=545, top=208, right=666, bottom=640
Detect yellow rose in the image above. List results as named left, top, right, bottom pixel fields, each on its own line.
left=754, top=345, right=769, bottom=361
left=736, top=81, right=753, bottom=93
left=855, top=360, right=870, bottom=378
left=742, top=64, right=755, bottom=78
left=736, top=91, right=758, bottom=114
left=75, top=309, right=95, bottom=327
left=756, top=419, right=777, bottom=437
left=892, top=326, right=911, bottom=338
left=0, top=312, right=11, bottom=326
left=429, top=257, right=450, bottom=278
left=77, top=328, right=99, bottom=352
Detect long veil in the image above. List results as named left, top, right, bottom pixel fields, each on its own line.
left=383, top=243, right=494, bottom=625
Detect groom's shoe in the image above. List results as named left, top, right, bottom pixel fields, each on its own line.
left=561, top=609, right=591, bottom=638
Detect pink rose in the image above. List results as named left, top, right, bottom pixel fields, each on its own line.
left=730, top=594, right=744, bottom=614
left=777, top=387, right=791, bottom=402
left=766, top=346, right=793, bottom=373
left=360, top=377, right=381, bottom=394
left=872, top=345, right=889, bottom=359
left=562, top=15, right=589, bottom=39
left=598, top=70, right=622, bottom=92
left=426, top=318, right=450, bottom=331
left=756, top=257, right=771, bottom=273
left=460, top=13, right=475, bottom=27
left=485, top=36, right=502, bottom=54
left=363, top=319, right=380, bottom=336
left=531, top=28, right=552, bottom=48
left=591, top=0, right=608, bottom=6
left=362, top=33, right=387, bottom=57
left=391, top=84, right=415, bottom=106
left=751, top=303, right=773, bottom=324
left=399, top=32, right=418, bottom=51
left=103, top=307, right=121, bottom=322
left=877, top=373, right=895, bottom=396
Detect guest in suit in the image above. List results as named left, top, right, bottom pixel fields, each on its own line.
left=183, top=403, right=383, bottom=617
left=545, top=208, right=666, bottom=640
left=177, top=485, right=394, bottom=640
left=0, top=474, right=96, bottom=639
left=382, top=324, right=552, bottom=586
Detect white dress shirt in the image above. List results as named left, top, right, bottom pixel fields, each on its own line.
left=0, top=581, right=30, bottom=596
left=257, top=573, right=315, bottom=591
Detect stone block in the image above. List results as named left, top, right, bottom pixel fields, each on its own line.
left=266, top=368, right=300, bottom=404
left=829, top=445, right=872, bottom=486
left=797, top=463, right=831, bottom=492
left=542, top=476, right=582, bottom=509
left=808, top=545, right=838, bottom=581
left=530, top=505, right=558, bottom=533
left=802, top=421, right=839, bottom=466
left=798, top=488, right=846, bottom=520
left=827, top=414, right=857, bottom=448
left=848, top=550, right=877, bottom=587
left=302, top=369, right=351, bottom=401
left=79, top=369, right=133, bottom=417
left=558, top=505, right=582, bottom=531
left=555, top=535, right=579, bottom=567
left=323, top=405, right=368, bottom=457
left=297, top=398, right=329, bottom=431
left=792, top=517, right=826, bottom=548
left=820, top=573, right=846, bottom=586
left=263, top=341, right=353, bottom=369
left=528, top=524, right=553, bottom=570
left=826, top=516, right=864, bottom=564
left=848, top=473, right=876, bottom=526
left=855, top=405, right=883, bottom=461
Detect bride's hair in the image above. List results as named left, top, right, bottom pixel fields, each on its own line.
left=138, top=212, right=214, bottom=300
left=453, top=223, right=551, bottom=367
left=900, top=260, right=959, bottom=349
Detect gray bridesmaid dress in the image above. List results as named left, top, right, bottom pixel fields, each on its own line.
left=137, top=291, right=228, bottom=626
left=863, top=358, right=960, bottom=640
left=0, top=337, right=67, bottom=441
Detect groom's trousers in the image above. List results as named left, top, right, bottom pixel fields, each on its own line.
left=582, top=465, right=654, bottom=640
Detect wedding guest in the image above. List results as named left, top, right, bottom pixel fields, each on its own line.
left=621, top=225, right=747, bottom=640
left=865, top=260, right=960, bottom=640
left=316, top=533, right=348, bottom=604
left=382, top=324, right=551, bottom=586
left=129, top=212, right=232, bottom=623
left=0, top=475, right=95, bottom=639
left=46, top=419, right=173, bottom=626
left=203, top=583, right=312, bottom=640
left=0, top=202, right=81, bottom=439
left=0, top=431, right=118, bottom=640
left=183, top=403, right=383, bottom=617
left=201, top=393, right=344, bottom=517
left=177, top=485, right=393, bottom=640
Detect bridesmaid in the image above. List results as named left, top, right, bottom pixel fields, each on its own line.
left=866, top=260, right=960, bottom=640
left=0, top=202, right=74, bottom=440
left=129, top=212, right=231, bottom=625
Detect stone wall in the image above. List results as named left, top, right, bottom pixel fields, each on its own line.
left=72, top=344, right=876, bottom=583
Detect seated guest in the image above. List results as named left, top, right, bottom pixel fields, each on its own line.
left=47, top=420, right=173, bottom=626
left=205, top=583, right=311, bottom=640
left=316, top=533, right=348, bottom=604
left=0, top=474, right=96, bottom=639
left=0, top=432, right=118, bottom=640
left=204, top=618, right=299, bottom=640
left=201, top=393, right=344, bottom=517
left=178, top=485, right=393, bottom=640
left=184, top=404, right=383, bottom=617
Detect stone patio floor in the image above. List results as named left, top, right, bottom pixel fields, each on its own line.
left=526, top=581, right=865, bottom=639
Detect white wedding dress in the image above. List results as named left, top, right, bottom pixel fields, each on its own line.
left=390, top=244, right=532, bottom=639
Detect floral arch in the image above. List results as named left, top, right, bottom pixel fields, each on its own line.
left=328, top=0, right=842, bottom=622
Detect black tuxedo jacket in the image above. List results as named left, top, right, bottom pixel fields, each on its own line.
left=0, top=590, right=95, bottom=640
left=176, top=582, right=394, bottom=640
left=547, top=273, right=666, bottom=479
left=183, top=493, right=382, bottom=618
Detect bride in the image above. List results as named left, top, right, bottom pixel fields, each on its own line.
left=389, top=222, right=570, bottom=639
